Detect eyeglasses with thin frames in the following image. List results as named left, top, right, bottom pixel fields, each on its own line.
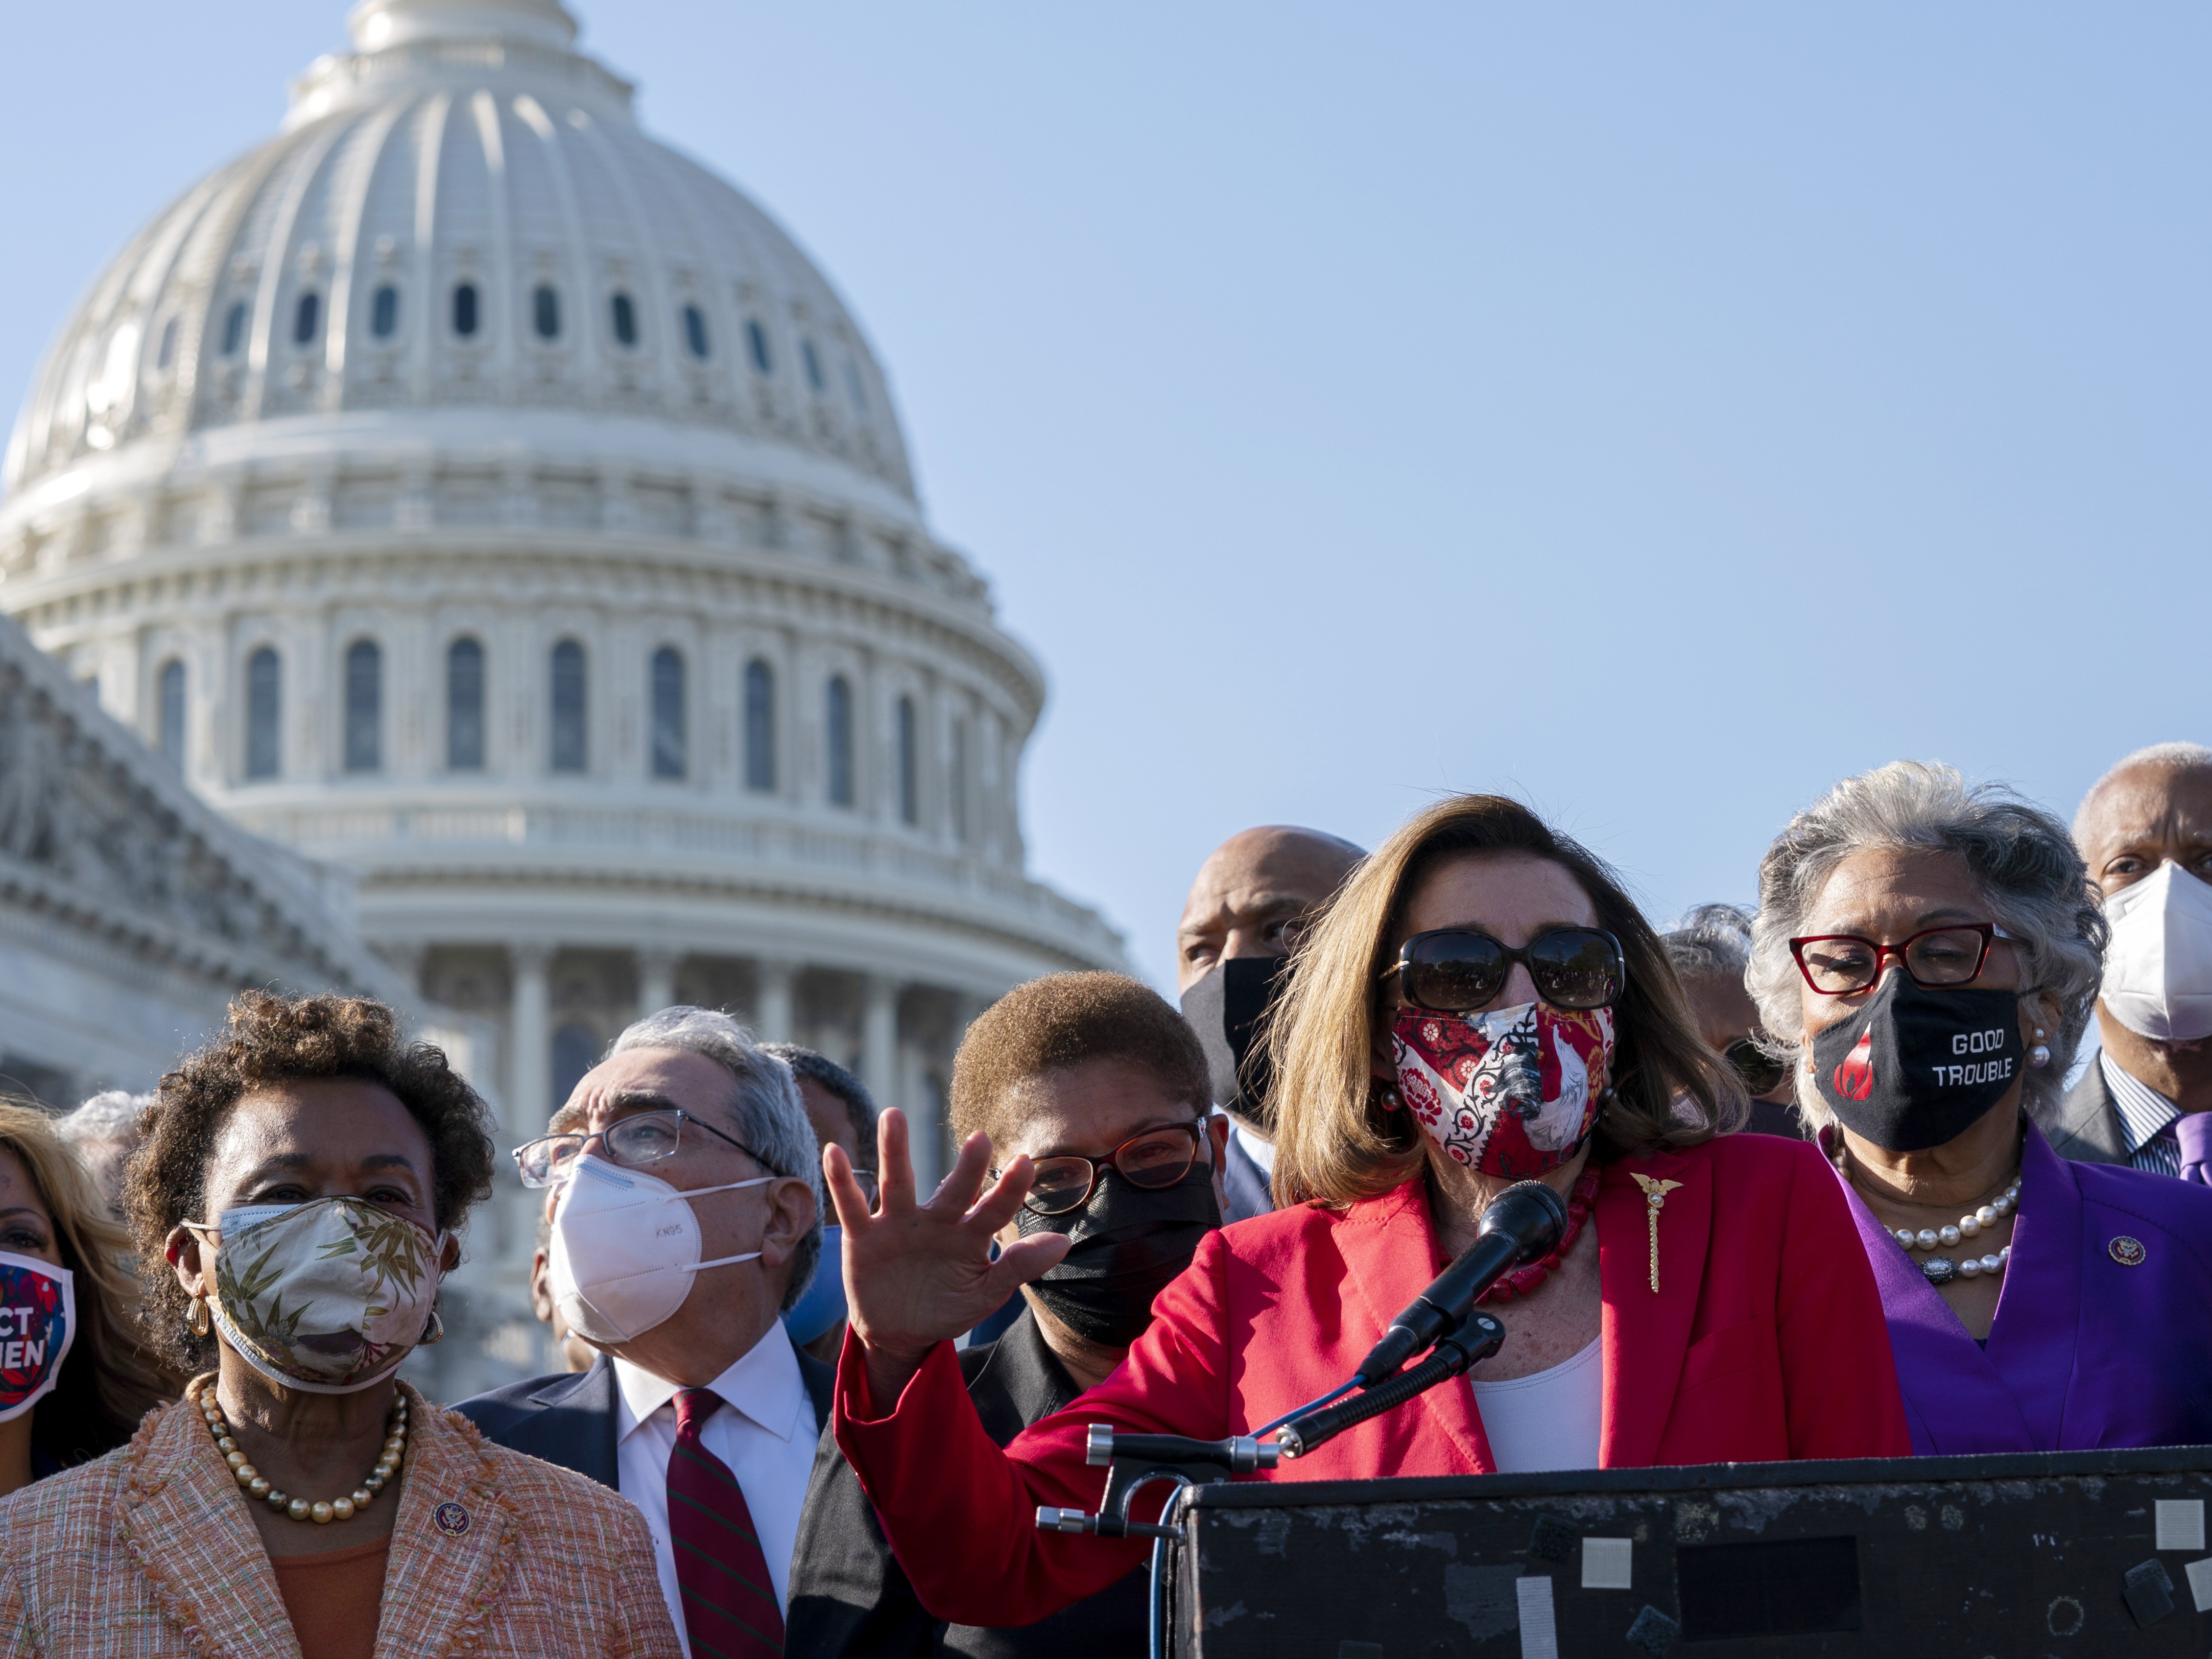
left=996, top=1120, right=1210, bottom=1217
left=513, top=1107, right=778, bottom=1189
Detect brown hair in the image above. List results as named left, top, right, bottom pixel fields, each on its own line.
left=1268, top=794, right=1745, bottom=1208
left=0, top=1100, right=176, bottom=1467
left=123, top=992, right=498, bottom=1374
left=950, top=972, right=1211, bottom=1150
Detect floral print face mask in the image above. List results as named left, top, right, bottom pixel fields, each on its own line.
left=1390, top=1001, right=1614, bottom=1179
left=187, top=1197, right=447, bottom=1395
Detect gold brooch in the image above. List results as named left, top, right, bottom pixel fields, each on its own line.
left=1632, top=1175, right=1684, bottom=1294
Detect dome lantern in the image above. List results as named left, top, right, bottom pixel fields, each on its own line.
left=346, top=0, right=581, bottom=53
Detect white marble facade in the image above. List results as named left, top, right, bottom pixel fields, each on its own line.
left=0, top=0, right=1125, bottom=1394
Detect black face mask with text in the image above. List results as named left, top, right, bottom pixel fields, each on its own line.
left=1179, top=956, right=1291, bottom=1130
left=1016, top=1164, right=1221, bottom=1349
left=1811, top=973, right=2025, bottom=1152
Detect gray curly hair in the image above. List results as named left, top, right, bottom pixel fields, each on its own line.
left=609, top=1006, right=824, bottom=1311
left=1663, top=903, right=1756, bottom=983
left=1747, top=761, right=2105, bottom=1132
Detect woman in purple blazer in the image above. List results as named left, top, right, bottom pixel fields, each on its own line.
left=1747, top=761, right=2212, bottom=1455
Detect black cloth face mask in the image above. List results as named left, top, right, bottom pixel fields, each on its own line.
left=1810, top=972, right=2025, bottom=1152
left=1016, top=1164, right=1221, bottom=1348
left=1180, top=956, right=1291, bottom=1130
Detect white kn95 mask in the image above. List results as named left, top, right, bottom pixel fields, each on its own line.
left=547, top=1152, right=772, bottom=1344
left=2101, top=861, right=2212, bottom=1043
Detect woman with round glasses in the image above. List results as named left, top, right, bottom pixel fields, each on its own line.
left=786, top=971, right=1221, bottom=1658
left=1749, top=761, right=2212, bottom=1454
left=819, top=795, right=1907, bottom=1633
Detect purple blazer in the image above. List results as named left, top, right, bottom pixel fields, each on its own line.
left=1830, top=1120, right=2212, bottom=1455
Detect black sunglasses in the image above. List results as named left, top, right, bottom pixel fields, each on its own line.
left=1380, top=926, right=1626, bottom=1014
left=1723, top=1037, right=1788, bottom=1098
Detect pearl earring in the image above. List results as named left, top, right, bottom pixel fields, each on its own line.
left=2028, top=1045, right=2052, bottom=1069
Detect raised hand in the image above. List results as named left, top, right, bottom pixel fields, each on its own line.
left=825, top=1107, right=1070, bottom=1404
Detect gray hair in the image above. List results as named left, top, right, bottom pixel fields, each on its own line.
left=1662, top=903, right=1755, bottom=983
left=1747, top=761, right=2105, bottom=1132
left=56, top=1090, right=151, bottom=1145
left=759, top=1043, right=879, bottom=1148
left=2075, top=742, right=2212, bottom=837
left=609, top=1006, right=823, bottom=1311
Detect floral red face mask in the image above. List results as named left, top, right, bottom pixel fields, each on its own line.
left=1390, top=1001, right=1614, bottom=1179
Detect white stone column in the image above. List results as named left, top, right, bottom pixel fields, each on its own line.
left=755, top=959, right=795, bottom=1043
left=861, top=975, right=900, bottom=1108
left=637, top=949, right=677, bottom=1019
left=509, top=944, right=552, bottom=1133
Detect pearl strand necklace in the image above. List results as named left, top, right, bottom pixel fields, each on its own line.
left=190, top=1383, right=409, bottom=1524
left=1890, top=1176, right=2021, bottom=1286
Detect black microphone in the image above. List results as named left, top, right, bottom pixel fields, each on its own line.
left=1354, top=1180, right=1569, bottom=1385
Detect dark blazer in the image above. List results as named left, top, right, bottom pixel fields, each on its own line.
left=1218, top=1126, right=1274, bottom=1223
left=453, top=1347, right=836, bottom=1491
left=785, top=1307, right=1146, bottom=1659
left=2036, top=1059, right=2131, bottom=1166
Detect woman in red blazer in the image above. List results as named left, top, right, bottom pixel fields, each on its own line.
left=825, top=795, right=1911, bottom=1628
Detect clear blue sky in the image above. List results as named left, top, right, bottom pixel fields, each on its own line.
left=5, top=4, right=2206, bottom=989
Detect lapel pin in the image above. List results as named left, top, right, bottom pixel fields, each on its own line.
left=2109, top=1236, right=2147, bottom=1267
left=1631, top=1175, right=1683, bottom=1294
left=433, top=1500, right=470, bottom=1537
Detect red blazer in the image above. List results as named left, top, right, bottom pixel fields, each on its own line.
left=834, top=1132, right=1909, bottom=1627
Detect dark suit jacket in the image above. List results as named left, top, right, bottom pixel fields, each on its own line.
left=2035, top=1059, right=2131, bottom=1166
left=1219, top=1126, right=1274, bottom=1223
left=453, top=1347, right=835, bottom=1491
left=784, top=1307, right=1147, bottom=1659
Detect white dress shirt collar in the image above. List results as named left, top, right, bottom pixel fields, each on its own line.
left=610, top=1318, right=809, bottom=1445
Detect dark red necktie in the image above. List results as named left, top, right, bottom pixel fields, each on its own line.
left=667, top=1387, right=785, bottom=1659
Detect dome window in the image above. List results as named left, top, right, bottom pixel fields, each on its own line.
left=825, top=674, right=855, bottom=808
left=344, top=640, right=382, bottom=774
left=533, top=284, right=561, bottom=341
left=452, top=282, right=479, bottom=338
left=746, top=319, right=772, bottom=375
left=157, top=660, right=187, bottom=770
left=896, top=694, right=919, bottom=826
left=447, top=638, right=485, bottom=771
left=801, top=338, right=824, bottom=392
left=293, top=291, right=321, bottom=348
left=371, top=285, right=400, bottom=339
left=610, top=291, right=638, bottom=348
left=221, top=302, right=248, bottom=357
left=245, top=647, right=281, bottom=779
left=550, top=639, right=588, bottom=772
left=683, top=305, right=710, bottom=361
left=651, top=647, right=687, bottom=779
left=743, top=659, right=776, bottom=792
left=156, top=317, right=180, bottom=372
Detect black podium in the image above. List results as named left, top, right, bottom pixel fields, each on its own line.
left=1164, top=1446, right=2212, bottom=1656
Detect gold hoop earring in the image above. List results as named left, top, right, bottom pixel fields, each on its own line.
left=422, top=1305, right=446, bottom=1346
left=189, top=1294, right=211, bottom=1338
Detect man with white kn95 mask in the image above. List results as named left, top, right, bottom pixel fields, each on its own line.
left=2043, top=743, right=2212, bottom=1182
left=457, top=1007, right=830, bottom=1659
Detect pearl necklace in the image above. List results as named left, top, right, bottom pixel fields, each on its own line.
left=1889, top=1176, right=2021, bottom=1286
left=190, top=1384, right=409, bottom=1524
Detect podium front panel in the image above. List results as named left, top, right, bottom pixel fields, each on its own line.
left=1173, top=1446, right=2212, bottom=1656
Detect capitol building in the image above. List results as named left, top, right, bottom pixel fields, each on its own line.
left=0, top=0, right=1123, bottom=1387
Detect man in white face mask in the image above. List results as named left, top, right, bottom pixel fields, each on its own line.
left=456, top=1006, right=828, bottom=1658
left=2044, top=742, right=2212, bottom=1181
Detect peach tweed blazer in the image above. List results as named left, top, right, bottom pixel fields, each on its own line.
left=0, top=1381, right=682, bottom=1659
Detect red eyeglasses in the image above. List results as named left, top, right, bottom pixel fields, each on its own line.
left=1787, top=923, right=2016, bottom=996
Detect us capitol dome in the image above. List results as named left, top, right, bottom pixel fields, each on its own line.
left=0, top=0, right=1123, bottom=1304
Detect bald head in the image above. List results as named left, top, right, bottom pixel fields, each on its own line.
left=1175, top=826, right=1365, bottom=993
left=2075, top=744, right=2212, bottom=899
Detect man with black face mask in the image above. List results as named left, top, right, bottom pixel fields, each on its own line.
left=1176, top=825, right=1365, bottom=1221
left=786, top=972, right=1225, bottom=1658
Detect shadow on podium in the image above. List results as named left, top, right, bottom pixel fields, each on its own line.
left=1165, top=1445, right=2212, bottom=1656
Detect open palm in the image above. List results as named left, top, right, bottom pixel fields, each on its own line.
left=825, top=1108, right=1070, bottom=1399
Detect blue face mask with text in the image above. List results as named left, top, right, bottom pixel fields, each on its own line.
left=0, top=1252, right=74, bottom=1425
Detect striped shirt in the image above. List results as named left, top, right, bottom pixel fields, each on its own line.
left=2103, top=1052, right=2185, bottom=1178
